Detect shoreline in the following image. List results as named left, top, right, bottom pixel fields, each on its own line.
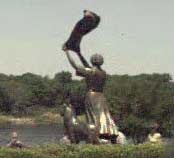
left=0, top=112, right=63, bottom=125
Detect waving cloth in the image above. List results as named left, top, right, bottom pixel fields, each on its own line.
left=63, top=10, right=100, bottom=54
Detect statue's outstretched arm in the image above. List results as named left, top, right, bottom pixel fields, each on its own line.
left=65, top=50, right=78, bottom=70
left=77, top=53, right=91, bottom=68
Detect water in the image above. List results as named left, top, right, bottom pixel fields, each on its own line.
left=0, top=123, right=64, bottom=146
left=0, top=123, right=173, bottom=146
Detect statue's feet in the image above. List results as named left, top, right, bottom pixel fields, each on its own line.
left=99, top=138, right=110, bottom=144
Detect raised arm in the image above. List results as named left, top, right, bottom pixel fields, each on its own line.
left=64, top=50, right=78, bottom=70
left=77, top=52, right=91, bottom=68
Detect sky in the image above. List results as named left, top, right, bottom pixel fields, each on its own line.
left=0, top=0, right=174, bottom=78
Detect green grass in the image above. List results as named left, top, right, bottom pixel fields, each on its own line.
left=0, top=143, right=165, bottom=158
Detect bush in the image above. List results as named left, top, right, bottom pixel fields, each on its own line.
left=0, top=143, right=165, bottom=158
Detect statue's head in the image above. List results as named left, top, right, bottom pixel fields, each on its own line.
left=90, top=54, right=104, bottom=66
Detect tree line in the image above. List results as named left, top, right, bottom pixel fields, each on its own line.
left=0, top=72, right=174, bottom=142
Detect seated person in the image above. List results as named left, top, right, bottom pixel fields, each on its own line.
left=147, top=123, right=162, bottom=144
left=147, top=132, right=162, bottom=144
left=6, top=131, right=26, bottom=148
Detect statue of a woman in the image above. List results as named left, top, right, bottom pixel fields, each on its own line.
left=64, top=50, right=118, bottom=144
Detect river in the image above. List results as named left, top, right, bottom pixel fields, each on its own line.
left=0, top=123, right=172, bottom=146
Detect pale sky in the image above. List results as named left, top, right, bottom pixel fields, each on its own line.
left=0, top=0, right=174, bottom=78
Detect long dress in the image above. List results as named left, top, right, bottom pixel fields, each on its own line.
left=76, top=66, right=118, bottom=136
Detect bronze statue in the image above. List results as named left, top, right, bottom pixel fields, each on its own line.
left=61, top=10, right=118, bottom=144
left=63, top=50, right=119, bottom=144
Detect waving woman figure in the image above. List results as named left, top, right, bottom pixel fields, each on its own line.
left=64, top=50, right=118, bottom=144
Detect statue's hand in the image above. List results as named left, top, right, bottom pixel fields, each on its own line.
left=62, top=44, right=68, bottom=52
left=84, top=10, right=95, bottom=18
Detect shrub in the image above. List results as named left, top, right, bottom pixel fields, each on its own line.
left=0, top=143, right=165, bottom=158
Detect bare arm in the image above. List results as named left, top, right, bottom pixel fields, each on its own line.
left=77, top=53, right=91, bottom=68
left=64, top=50, right=78, bottom=70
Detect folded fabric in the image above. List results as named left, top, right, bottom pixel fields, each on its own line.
left=63, top=10, right=100, bottom=53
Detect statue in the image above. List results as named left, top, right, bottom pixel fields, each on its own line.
left=61, top=10, right=119, bottom=144
left=63, top=50, right=119, bottom=144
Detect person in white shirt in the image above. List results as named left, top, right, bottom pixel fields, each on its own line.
left=147, top=123, right=162, bottom=144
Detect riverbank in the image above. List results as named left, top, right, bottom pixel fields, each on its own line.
left=0, top=110, right=63, bottom=125
left=0, top=143, right=165, bottom=158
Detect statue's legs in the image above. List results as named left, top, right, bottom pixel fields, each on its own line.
left=86, top=124, right=100, bottom=144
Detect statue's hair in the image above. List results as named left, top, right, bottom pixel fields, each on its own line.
left=90, top=54, right=104, bottom=66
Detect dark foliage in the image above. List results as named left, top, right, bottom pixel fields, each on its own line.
left=0, top=72, right=174, bottom=141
